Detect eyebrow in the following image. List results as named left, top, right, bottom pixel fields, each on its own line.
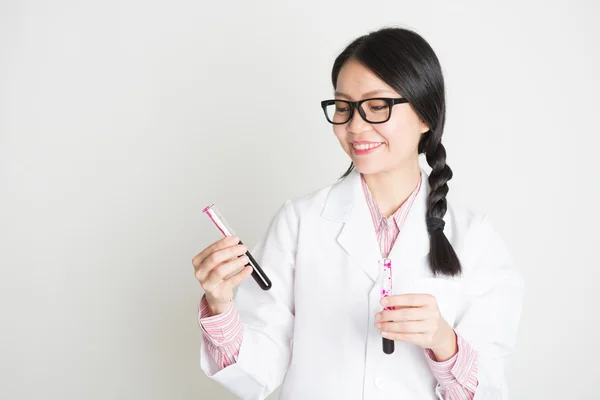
left=333, top=89, right=396, bottom=99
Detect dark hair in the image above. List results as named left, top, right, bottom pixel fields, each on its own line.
left=331, top=27, right=461, bottom=277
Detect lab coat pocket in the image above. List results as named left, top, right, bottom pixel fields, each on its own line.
left=398, top=277, right=460, bottom=327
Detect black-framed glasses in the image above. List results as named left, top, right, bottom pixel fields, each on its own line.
left=320, top=97, right=409, bottom=125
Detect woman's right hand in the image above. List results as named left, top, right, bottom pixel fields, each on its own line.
left=192, top=235, right=253, bottom=316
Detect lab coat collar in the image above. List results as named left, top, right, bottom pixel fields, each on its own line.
left=322, top=167, right=431, bottom=282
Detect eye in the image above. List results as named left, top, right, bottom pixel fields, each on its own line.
left=370, top=105, right=388, bottom=112
left=334, top=101, right=351, bottom=113
left=365, top=99, right=389, bottom=113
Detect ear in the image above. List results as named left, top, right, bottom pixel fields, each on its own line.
left=419, top=120, right=430, bottom=134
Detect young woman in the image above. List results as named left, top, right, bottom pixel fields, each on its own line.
left=193, top=27, right=524, bottom=400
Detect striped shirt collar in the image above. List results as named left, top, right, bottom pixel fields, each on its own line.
left=360, top=172, right=423, bottom=233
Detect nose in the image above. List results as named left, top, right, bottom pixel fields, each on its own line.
left=347, top=106, right=370, bottom=134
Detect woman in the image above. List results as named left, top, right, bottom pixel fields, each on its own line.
left=193, top=27, right=524, bottom=400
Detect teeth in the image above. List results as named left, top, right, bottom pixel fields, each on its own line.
left=353, top=143, right=382, bottom=150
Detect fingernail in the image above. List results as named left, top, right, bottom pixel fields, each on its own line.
left=375, top=314, right=381, bottom=321
left=375, top=322, right=381, bottom=329
left=381, top=298, right=388, bottom=306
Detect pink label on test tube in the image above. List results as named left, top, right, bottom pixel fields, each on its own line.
left=203, top=204, right=235, bottom=237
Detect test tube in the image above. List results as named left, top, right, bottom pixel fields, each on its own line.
left=203, top=204, right=272, bottom=291
left=380, top=258, right=394, bottom=354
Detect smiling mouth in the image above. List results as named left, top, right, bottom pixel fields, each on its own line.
left=352, top=142, right=384, bottom=151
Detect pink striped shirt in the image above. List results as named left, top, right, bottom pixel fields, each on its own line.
left=360, top=174, right=420, bottom=259
left=199, top=173, right=479, bottom=398
left=198, top=298, right=243, bottom=369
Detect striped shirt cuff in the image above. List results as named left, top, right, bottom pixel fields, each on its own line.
left=425, top=333, right=479, bottom=394
left=198, top=294, right=244, bottom=347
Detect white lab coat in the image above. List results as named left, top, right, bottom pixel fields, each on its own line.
left=200, top=168, right=524, bottom=400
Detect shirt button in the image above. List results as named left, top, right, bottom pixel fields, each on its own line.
left=374, top=377, right=385, bottom=388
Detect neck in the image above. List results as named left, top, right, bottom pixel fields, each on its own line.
left=362, top=160, right=422, bottom=218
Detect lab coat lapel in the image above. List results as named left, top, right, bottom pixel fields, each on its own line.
left=322, top=169, right=381, bottom=283
left=387, top=168, right=432, bottom=280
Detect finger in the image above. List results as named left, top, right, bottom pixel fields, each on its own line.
left=195, top=242, right=246, bottom=283
left=203, top=254, right=250, bottom=288
left=196, top=243, right=248, bottom=280
left=377, top=320, right=431, bottom=334
left=378, top=307, right=430, bottom=322
left=224, top=265, right=254, bottom=288
left=192, top=235, right=240, bottom=268
left=382, top=293, right=435, bottom=308
left=380, top=331, right=426, bottom=345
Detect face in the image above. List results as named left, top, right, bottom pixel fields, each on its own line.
left=332, top=60, right=429, bottom=176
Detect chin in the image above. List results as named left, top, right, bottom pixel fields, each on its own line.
left=351, top=161, right=384, bottom=176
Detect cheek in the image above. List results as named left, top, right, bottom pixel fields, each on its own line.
left=333, top=126, right=348, bottom=144
left=379, top=117, right=422, bottom=151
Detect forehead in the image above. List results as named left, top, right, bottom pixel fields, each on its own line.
left=335, top=60, right=399, bottom=100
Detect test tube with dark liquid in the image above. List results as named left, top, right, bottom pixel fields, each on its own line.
left=380, top=258, right=394, bottom=354
left=203, top=204, right=272, bottom=291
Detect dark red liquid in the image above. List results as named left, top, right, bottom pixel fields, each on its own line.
left=239, top=241, right=272, bottom=290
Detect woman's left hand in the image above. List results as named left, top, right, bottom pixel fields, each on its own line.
left=375, top=294, right=458, bottom=361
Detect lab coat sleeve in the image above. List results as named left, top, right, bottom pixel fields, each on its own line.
left=454, top=213, right=525, bottom=400
left=200, top=199, right=298, bottom=400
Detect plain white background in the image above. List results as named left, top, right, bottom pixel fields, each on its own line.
left=1, top=0, right=598, bottom=399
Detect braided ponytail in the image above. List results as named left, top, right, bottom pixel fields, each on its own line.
left=422, top=136, right=462, bottom=276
